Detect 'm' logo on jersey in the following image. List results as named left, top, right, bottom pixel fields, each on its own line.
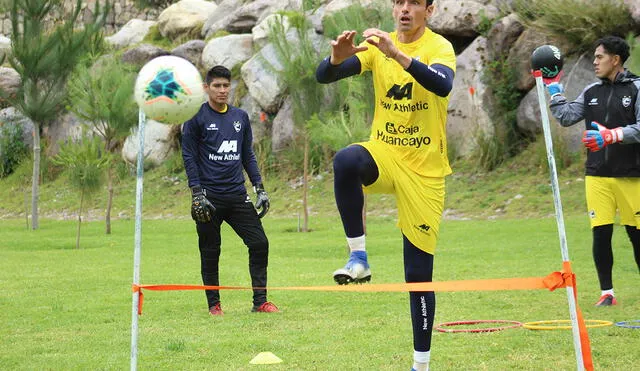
left=414, top=224, right=431, bottom=235
left=386, top=83, right=413, bottom=100
left=217, top=140, right=238, bottom=153
left=588, top=98, right=598, bottom=106
left=207, top=123, right=218, bottom=131
left=210, top=140, right=240, bottom=161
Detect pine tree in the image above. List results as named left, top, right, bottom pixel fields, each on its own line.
left=8, top=0, right=109, bottom=229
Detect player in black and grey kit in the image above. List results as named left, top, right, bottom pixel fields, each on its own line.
left=181, top=65, right=279, bottom=315
left=545, top=36, right=640, bottom=306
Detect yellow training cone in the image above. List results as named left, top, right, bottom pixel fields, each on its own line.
left=249, top=351, right=283, bottom=365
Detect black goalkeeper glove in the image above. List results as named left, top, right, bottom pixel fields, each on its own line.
left=191, top=186, right=215, bottom=223
left=254, top=183, right=270, bottom=218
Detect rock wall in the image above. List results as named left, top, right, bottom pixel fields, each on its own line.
left=0, top=0, right=160, bottom=36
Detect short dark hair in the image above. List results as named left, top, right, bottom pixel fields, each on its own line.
left=206, top=65, right=231, bottom=84
left=594, top=36, right=630, bottom=64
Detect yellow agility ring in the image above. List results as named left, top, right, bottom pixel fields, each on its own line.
left=523, top=320, right=613, bottom=330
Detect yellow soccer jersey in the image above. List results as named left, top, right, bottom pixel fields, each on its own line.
left=356, top=28, right=456, bottom=177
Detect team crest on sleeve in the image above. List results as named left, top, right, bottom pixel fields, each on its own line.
left=622, top=96, right=632, bottom=108
left=233, top=121, right=241, bottom=132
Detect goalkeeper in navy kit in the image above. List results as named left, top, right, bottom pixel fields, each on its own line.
left=181, top=65, right=279, bottom=315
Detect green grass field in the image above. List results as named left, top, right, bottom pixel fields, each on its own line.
left=1, top=215, right=639, bottom=370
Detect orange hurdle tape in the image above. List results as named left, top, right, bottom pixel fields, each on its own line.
left=132, top=270, right=572, bottom=315
left=132, top=265, right=593, bottom=370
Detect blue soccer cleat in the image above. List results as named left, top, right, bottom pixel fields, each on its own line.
left=333, top=251, right=371, bottom=285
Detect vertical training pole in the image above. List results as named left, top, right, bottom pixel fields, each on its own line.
left=130, top=110, right=146, bottom=371
left=533, top=70, right=584, bottom=371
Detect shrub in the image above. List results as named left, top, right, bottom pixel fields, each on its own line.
left=514, top=0, right=636, bottom=52
left=0, top=123, right=28, bottom=178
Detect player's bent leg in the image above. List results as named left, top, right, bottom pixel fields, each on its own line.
left=333, top=145, right=379, bottom=237
left=333, top=250, right=371, bottom=285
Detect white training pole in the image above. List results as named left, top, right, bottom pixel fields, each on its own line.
left=533, top=72, right=585, bottom=371
left=130, top=110, right=146, bottom=371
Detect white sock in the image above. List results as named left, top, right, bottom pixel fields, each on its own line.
left=346, top=235, right=366, bottom=252
left=413, top=350, right=430, bottom=371
left=601, top=289, right=614, bottom=297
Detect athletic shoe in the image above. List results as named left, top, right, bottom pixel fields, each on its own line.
left=333, top=250, right=371, bottom=285
left=252, top=301, right=279, bottom=313
left=595, top=294, right=617, bottom=306
left=209, top=302, right=223, bottom=316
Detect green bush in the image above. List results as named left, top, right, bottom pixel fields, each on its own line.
left=0, top=123, right=28, bottom=178
left=475, top=57, right=526, bottom=170
left=514, top=0, right=636, bottom=52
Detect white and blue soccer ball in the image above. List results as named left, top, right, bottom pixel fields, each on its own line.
left=134, top=56, right=205, bottom=125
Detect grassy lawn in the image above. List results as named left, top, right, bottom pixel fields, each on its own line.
left=1, top=215, right=638, bottom=370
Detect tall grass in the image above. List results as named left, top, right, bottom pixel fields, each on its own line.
left=514, top=0, right=637, bottom=52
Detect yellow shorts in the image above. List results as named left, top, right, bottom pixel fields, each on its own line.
left=358, top=141, right=445, bottom=254
left=585, top=176, right=640, bottom=229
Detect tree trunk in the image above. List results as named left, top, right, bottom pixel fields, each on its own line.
left=105, top=166, right=113, bottom=234
left=24, top=188, right=29, bottom=230
left=76, top=189, right=84, bottom=249
left=31, top=124, right=41, bottom=230
left=302, top=135, right=309, bottom=232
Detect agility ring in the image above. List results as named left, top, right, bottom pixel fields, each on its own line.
left=614, top=320, right=640, bottom=329
left=436, top=320, right=523, bottom=333
left=523, top=320, right=613, bottom=330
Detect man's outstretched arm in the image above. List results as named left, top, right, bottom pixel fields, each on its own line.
left=316, top=55, right=361, bottom=84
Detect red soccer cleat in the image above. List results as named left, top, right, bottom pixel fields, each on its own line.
left=209, top=302, right=223, bottom=316
left=595, top=294, right=617, bottom=306
left=252, top=301, right=279, bottom=313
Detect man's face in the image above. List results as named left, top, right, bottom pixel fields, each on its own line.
left=593, top=45, right=619, bottom=80
left=204, top=77, right=230, bottom=106
left=392, top=0, right=433, bottom=33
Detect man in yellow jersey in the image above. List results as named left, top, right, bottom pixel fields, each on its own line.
left=316, top=1, right=455, bottom=370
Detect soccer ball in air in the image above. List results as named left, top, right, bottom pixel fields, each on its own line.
left=134, top=56, right=205, bottom=125
left=531, top=45, right=564, bottom=78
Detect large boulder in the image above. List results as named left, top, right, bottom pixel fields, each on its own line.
left=0, top=107, right=34, bottom=150
left=157, top=0, right=218, bottom=40
left=122, top=119, right=175, bottom=168
left=486, top=13, right=524, bottom=60
left=270, top=95, right=295, bottom=151
left=105, top=19, right=156, bottom=49
left=201, top=0, right=245, bottom=39
left=446, top=36, right=494, bottom=157
left=121, top=44, right=170, bottom=66
left=171, top=40, right=206, bottom=67
left=0, top=35, right=11, bottom=61
left=203, top=0, right=302, bottom=37
left=201, top=34, right=254, bottom=70
left=428, top=0, right=500, bottom=37
left=0, top=67, right=21, bottom=104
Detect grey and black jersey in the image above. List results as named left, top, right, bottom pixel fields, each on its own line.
left=550, top=69, right=640, bottom=177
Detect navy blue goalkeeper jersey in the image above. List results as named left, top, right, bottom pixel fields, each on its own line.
left=182, top=102, right=262, bottom=195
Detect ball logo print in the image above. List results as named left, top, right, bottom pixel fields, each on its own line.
left=134, top=56, right=205, bottom=125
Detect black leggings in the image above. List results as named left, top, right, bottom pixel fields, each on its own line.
left=404, top=235, right=435, bottom=352
left=333, top=145, right=379, bottom=237
left=592, top=224, right=640, bottom=290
